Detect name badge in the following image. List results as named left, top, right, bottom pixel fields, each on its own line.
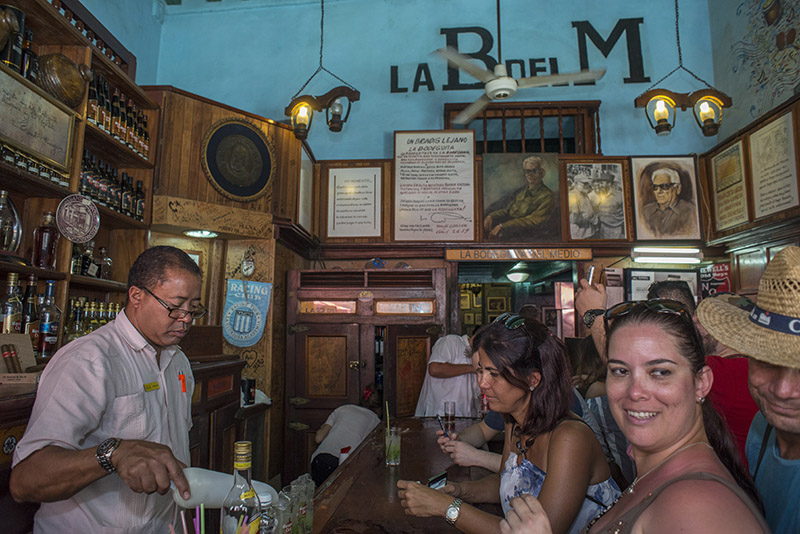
left=144, top=381, right=161, bottom=392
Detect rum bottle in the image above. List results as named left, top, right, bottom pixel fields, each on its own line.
left=32, top=211, right=60, bottom=270
left=20, top=274, right=39, bottom=357
left=135, top=180, right=145, bottom=221
left=87, top=73, right=99, bottom=125
left=64, top=300, right=86, bottom=344
left=0, top=190, right=16, bottom=251
left=221, top=441, right=261, bottom=534
left=0, top=273, right=22, bottom=334
left=20, top=30, right=38, bottom=83
left=111, top=88, right=122, bottom=139
left=95, top=246, right=112, bottom=280
left=37, top=280, right=61, bottom=360
left=120, top=173, right=133, bottom=217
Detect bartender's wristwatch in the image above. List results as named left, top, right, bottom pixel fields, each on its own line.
left=583, top=309, right=606, bottom=328
left=96, top=437, right=121, bottom=473
left=445, top=498, right=463, bottom=526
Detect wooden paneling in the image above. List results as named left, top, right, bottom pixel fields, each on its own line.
left=394, top=335, right=430, bottom=417
left=307, top=336, right=348, bottom=397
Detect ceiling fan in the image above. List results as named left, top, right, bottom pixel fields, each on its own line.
left=437, top=1, right=606, bottom=125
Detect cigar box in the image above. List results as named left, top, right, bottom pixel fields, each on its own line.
left=0, top=333, right=40, bottom=396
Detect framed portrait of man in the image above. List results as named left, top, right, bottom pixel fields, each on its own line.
left=562, top=156, right=630, bottom=241
left=631, top=156, right=701, bottom=240
left=482, top=153, right=561, bottom=243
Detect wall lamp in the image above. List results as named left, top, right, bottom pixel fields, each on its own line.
left=631, top=246, right=703, bottom=264
left=506, top=262, right=530, bottom=282
left=284, top=86, right=360, bottom=140
left=635, top=89, right=732, bottom=137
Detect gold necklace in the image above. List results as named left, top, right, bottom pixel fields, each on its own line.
left=585, top=441, right=711, bottom=531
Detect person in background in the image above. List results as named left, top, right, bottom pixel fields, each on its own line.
left=415, top=333, right=478, bottom=418
left=585, top=299, right=766, bottom=534
left=399, top=314, right=619, bottom=534
left=310, top=384, right=382, bottom=487
left=10, top=246, right=204, bottom=533
left=697, top=246, right=800, bottom=534
left=571, top=335, right=606, bottom=399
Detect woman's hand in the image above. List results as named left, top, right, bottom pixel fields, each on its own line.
left=397, top=480, right=454, bottom=517
left=437, top=430, right=459, bottom=453
left=500, top=495, right=552, bottom=534
left=442, top=439, right=482, bottom=467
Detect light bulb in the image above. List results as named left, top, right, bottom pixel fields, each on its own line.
left=653, top=99, right=669, bottom=122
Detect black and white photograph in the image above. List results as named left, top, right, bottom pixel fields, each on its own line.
left=565, top=161, right=627, bottom=241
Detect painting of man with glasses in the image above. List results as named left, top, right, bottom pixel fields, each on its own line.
left=632, top=157, right=701, bottom=240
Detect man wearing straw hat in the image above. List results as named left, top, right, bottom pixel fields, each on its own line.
left=697, top=246, right=800, bottom=534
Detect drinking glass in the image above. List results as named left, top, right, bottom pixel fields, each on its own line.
left=385, top=427, right=401, bottom=466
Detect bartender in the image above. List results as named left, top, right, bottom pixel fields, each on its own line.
left=10, top=246, right=202, bottom=533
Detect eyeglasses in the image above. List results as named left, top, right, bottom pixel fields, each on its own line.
left=652, top=182, right=678, bottom=191
left=524, top=168, right=543, bottom=175
left=493, top=312, right=526, bottom=330
left=605, top=298, right=691, bottom=322
left=143, top=287, right=207, bottom=320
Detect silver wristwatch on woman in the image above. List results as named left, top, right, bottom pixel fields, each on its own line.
left=96, top=437, right=121, bottom=473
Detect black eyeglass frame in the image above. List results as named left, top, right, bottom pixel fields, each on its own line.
left=142, top=287, right=207, bottom=320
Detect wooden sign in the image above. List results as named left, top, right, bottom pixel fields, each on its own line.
left=446, top=248, right=592, bottom=261
left=152, top=195, right=272, bottom=238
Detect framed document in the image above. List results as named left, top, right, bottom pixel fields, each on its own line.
left=749, top=111, right=799, bottom=219
left=327, top=166, right=382, bottom=238
left=393, top=130, right=475, bottom=241
left=710, top=141, right=749, bottom=231
left=631, top=156, right=701, bottom=240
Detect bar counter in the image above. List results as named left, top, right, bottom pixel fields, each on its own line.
left=313, top=417, right=501, bottom=533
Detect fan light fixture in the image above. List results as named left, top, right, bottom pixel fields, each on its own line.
left=631, top=247, right=703, bottom=264
left=285, top=0, right=360, bottom=140
left=633, top=0, right=731, bottom=137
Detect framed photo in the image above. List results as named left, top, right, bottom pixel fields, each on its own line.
left=474, top=314, right=483, bottom=325
left=327, top=166, right=382, bottom=238
left=541, top=307, right=562, bottom=337
left=487, top=296, right=507, bottom=313
left=463, top=312, right=475, bottom=325
left=460, top=292, right=470, bottom=309
left=472, top=293, right=483, bottom=308
left=482, top=153, right=561, bottom=243
left=562, top=156, right=630, bottom=241
left=631, top=156, right=701, bottom=240
left=185, top=250, right=203, bottom=267
left=710, top=140, right=749, bottom=231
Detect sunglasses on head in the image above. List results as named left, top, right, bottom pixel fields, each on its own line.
left=604, top=298, right=692, bottom=322
left=493, top=312, right=526, bottom=330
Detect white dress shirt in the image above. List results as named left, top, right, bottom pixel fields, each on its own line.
left=13, top=309, right=195, bottom=534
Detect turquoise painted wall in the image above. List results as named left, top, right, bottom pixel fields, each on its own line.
left=80, top=0, right=163, bottom=84
left=711, top=0, right=800, bottom=139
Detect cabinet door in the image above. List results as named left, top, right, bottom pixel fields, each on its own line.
left=284, top=323, right=361, bottom=482
left=385, top=325, right=438, bottom=417
left=210, top=403, right=239, bottom=474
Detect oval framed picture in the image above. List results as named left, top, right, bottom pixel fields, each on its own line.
left=201, top=118, right=276, bottom=202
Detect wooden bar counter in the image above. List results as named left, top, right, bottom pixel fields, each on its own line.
left=313, top=417, right=501, bottom=533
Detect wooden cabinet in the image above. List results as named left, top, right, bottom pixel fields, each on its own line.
left=0, top=0, right=158, bottom=344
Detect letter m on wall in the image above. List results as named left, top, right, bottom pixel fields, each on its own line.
left=572, top=18, right=649, bottom=83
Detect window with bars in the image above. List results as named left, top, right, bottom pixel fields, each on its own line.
left=444, top=101, right=602, bottom=155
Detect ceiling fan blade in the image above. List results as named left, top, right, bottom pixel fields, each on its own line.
left=517, top=68, right=607, bottom=89
left=436, top=47, right=496, bottom=84
left=453, top=95, right=492, bottom=125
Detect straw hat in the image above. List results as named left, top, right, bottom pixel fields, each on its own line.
left=696, top=246, right=800, bottom=369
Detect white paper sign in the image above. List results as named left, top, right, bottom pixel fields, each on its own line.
left=327, top=167, right=382, bottom=237
left=750, top=112, right=799, bottom=219
left=394, top=131, right=475, bottom=241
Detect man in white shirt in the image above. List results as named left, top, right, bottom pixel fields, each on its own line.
left=414, top=334, right=478, bottom=418
left=10, top=246, right=204, bottom=533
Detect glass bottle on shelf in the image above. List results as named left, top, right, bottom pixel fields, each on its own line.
left=120, top=173, right=133, bottom=217
left=125, top=99, right=136, bottom=149
left=97, top=302, right=109, bottom=326
left=64, top=300, right=86, bottom=344
left=85, top=301, right=100, bottom=333
left=135, top=180, right=145, bottom=221
left=221, top=441, right=261, bottom=534
left=0, top=190, right=16, bottom=251
left=95, top=246, right=112, bottom=280
left=20, top=274, right=39, bottom=357
left=79, top=240, right=98, bottom=277
left=37, top=280, right=61, bottom=360
left=142, top=113, right=150, bottom=159
left=0, top=25, right=24, bottom=74
left=20, top=30, right=38, bottom=83
left=136, top=109, right=145, bottom=156
left=0, top=273, right=22, bottom=334
left=79, top=150, right=93, bottom=197
left=87, top=73, right=99, bottom=125
left=32, top=211, right=60, bottom=270
left=111, top=88, right=122, bottom=140
left=108, top=168, right=121, bottom=212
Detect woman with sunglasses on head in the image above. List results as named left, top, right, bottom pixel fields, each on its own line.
left=580, top=300, right=767, bottom=534
left=398, top=314, right=620, bottom=534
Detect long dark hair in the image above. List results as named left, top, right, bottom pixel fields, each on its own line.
left=472, top=317, right=572, bottom=437
left=606, top=306, right=763, bottom=511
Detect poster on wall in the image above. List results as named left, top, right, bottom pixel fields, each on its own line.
left=749, top=111, right=799, bottom=219
left=393, top=130, right=474, bottom=241
left=327, top=166, right=382, bottom=238
left=711, top=141, right=749, bottom=231
left=222, top=279, right=272, bottom=347
left=631, top=156, right=701, bottom=240
left=699, top=263, right=731, bottom=298
left=483, top=153, right=561, bottom=243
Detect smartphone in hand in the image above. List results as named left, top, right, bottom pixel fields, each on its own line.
left=587, top=265, right=596, bottom=285
left=436, top=414, right=449, bottom=438
left=428, top=471, right=447, bottom=490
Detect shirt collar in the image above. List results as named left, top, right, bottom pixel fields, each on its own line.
left=116, top=308, right=180, bottom=361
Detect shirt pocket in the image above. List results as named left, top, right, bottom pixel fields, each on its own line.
left=110, top=391, right=155, bottom=440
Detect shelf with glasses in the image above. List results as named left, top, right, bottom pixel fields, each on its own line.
left=0, top=159, right=71, bottom=199
left=95, top=203, right=146, bottom=230
left=68, top=273, right=127, bottom=292
left=83, top=122, right=154, bottom=169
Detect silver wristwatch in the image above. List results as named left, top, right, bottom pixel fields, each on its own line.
left=96, top=437, right=121, bottom=473
left=445, top=498, right=463, bottom=526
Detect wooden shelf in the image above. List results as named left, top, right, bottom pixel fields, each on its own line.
left=68, top=273, right=127, bottom=292
left=0, top=259, right=67, bottom=280
left=96, top=203, right=146, bottom=230
left=83, top=122, right=154, bottom=169
left=0, top=62, right=82, bottom=119
left=0, top=160, right=71, bottom=199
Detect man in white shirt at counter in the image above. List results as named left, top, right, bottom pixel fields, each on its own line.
left=10, top=246, right=204, bottom=533
left=415, top=334, right=478, bottom=418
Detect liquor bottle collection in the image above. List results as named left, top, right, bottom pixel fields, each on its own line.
left=70, top=240, right=113, bottom=279
left=87, top=76, right=151, bottom=160
left=80, top=151, right=146, bottom=220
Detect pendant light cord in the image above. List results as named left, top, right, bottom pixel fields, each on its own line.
left=292, top=0, right=357, bottom=99
left=496, top=0, right=502, bottom=64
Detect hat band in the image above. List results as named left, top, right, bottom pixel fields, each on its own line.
left=748, top=305, right=800, bottom=336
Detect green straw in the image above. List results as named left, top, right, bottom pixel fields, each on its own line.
left=385, top=400, right=390, bottom=433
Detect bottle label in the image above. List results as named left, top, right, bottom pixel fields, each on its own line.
left=233, top=461, right=252, bottom=471
left=3, top=313, right=21, bottom=333
left=87, top=263, right=99, bottom=277
left=41, top=321, right=59, bottom=334
left=239, top=488, right=255, bottom=500
left=88, top=102, right=98, bottom=123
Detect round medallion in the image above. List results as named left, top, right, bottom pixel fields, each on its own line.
left=201, top=118, right=275, bottom=202
left=56, top=194, right=100, bottom=243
